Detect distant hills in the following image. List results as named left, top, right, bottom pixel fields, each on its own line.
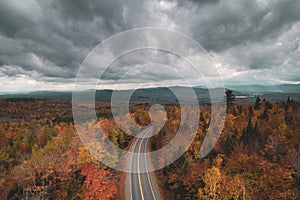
left=224, top=84, right=300, bottom=94
left=0, top=84, right=299, bottom=103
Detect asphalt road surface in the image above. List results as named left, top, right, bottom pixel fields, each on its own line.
left=130, top=127, right=157, bottom=200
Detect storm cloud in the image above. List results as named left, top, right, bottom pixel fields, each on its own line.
left=0, top=0, right=299, bottom=92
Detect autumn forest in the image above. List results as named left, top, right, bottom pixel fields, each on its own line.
left=0, top=94, right=299, bottom=199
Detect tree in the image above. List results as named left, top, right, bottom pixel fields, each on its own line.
left=0, top=147, right=13, bottom=171
left=80, top=163, right=117, bottom=200
left=198, top=167, right=221, bottom=200
left=225, top=89, right=235, bottom=109
left=241, top=118, right=253, bottom=145
left=225, top=135, right=236, bottom=156
left=254, top=96, right=261, bottom=110
left=222, top=175, right=246, bottom=200
left=14, top=134, right=81, bottom=199
left=261, top=101, right=272, bottom=119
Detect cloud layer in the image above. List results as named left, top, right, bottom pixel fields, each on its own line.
left=0, top=0, right=299, bottom=92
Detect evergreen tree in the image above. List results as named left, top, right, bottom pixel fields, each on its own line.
left=249, top=105, right=254, bottom=117
left=241, top=118, right=253, bottom=145
left=254, top=96, right=261, bottom=110
left=225, top=89, right=235, bottom=109
left=225, top=135, right=236, bottom=156
left=262, top=101, right=271, bottom=119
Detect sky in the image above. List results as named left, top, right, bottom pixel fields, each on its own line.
left=0, top=0, right=299, bottom=92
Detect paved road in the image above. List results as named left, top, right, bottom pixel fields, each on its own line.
left=130, top=127, right=157, bottom=200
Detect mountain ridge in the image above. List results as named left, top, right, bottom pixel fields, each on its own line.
left=0, top=84, right=299, bottom=102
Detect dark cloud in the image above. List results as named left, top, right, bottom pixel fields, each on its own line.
left=173, top=0, right=300, bottom=51
left=0, top=0, right=299, bottom=91
left=0, top=0, right=132, bottom=79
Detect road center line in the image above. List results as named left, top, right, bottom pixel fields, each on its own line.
left=138, top=137, right=145, bottom=200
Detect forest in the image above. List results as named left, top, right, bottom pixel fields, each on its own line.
left=152, top=96, right=300, bottom=199
left=0, top=94, right=299, bottom=199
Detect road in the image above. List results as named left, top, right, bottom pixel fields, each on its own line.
left=129, top=127, right=158, bottom=200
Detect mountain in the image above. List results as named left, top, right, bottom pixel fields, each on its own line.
left=0, top=84, right=299, bottom=102
left=226, top=84, right=300, bottom=94
left=225, top=84, right=300, bottom=102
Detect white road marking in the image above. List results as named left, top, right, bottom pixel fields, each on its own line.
left=144, top=130, right=157, bottom=200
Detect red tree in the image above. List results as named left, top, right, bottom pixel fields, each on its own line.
left=80, top=163, right=117, bottom=200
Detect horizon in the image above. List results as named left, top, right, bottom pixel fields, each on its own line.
left=0, top=83, right=299, bottom=95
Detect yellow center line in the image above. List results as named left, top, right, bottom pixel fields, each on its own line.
left=137, top=136, right=145, bottom=200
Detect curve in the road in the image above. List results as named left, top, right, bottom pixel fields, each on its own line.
left=130, top=127, right=158, bottom=200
